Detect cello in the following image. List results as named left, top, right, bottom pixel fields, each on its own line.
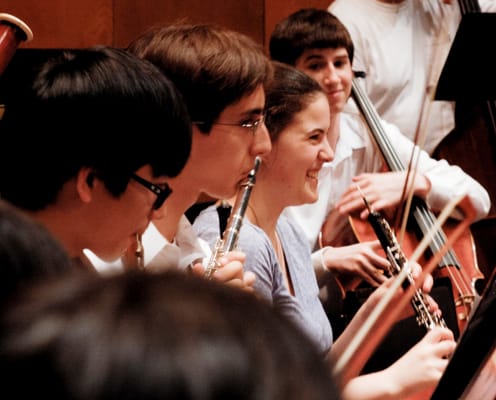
left=331, top=73, right=483, bottom=335
left=433, top=0, right=496, bottom=295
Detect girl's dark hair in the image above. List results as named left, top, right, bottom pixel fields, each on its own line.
left=264, top=61, right=325, bottom=141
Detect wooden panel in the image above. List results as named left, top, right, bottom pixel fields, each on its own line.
left=264, top=0, right=332, bottom=48
left=114, top=0, right=264, bottom=48
left=1, top=0, right=333, bottom=49
left=1, top=0, right=112, bottom=48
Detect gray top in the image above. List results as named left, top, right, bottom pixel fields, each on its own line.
left=193, top=205, right=333, bottom=355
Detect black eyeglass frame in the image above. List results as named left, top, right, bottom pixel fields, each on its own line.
left=130, top=174, right=172, bottom=210
left=193, top=114, right=265, bottom=135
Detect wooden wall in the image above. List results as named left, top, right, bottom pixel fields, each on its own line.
left=1, top=0, right=331, bottom=49
left=1, top=0, right=114, bottom=48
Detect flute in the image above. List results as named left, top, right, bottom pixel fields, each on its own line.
left=135, top=233, right=145, bottom=270
left=204, top=156, right=261, bottom=279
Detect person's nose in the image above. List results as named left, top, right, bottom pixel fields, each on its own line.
left=320, top=135, right=334, bottom=162
left=323, top=64, right=340, bottom=86
left=251, top=121, right=272, bottom=157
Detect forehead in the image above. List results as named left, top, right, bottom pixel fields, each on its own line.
left=218, top=84, right=265, bottom=119
left=297, top=47, right=349, bottom=63
left=278, top=94, right=330, bottom=139
left=291, top=94, right=330, bottom=126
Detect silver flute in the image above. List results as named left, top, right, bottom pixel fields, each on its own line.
left=135, top=233, right=145, bottom=270
left=122, top=233, right=145, bottom=271
left=204, top=156, right=261, bottom=279
left=363, top=197, right=447, bottom=331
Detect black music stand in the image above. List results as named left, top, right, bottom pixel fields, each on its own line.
left=435, top=13, right=496, bottom=101
left=433, top=12, right=496, bottom=291
left=431, top=267, right=496, bottom=399
left=433, top=15, right=496, bottom=398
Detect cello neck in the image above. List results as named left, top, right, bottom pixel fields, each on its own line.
left=350, top=73, right=462, bottom=269
left=351, top=76, right=404, bottom=172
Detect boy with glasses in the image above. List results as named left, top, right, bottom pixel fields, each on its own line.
left=92, top=23, right=273, bottom=290
left=0, top=46, right=192, bottom=270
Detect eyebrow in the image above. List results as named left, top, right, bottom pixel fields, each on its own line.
left=302, top=54, right=325, bottom=63
left=237, top=108, right=265, bottom=119
left=303, top=49, right=348, bottom=62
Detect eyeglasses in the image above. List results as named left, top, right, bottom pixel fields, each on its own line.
left=194, top=115, right=265, bottom=135
left=130, top=174, right=172, bottom=210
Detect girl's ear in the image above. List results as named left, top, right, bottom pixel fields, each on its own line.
left=76, top=168, right=94, bottom=203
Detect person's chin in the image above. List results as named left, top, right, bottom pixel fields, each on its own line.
left=100, top=239, right=133, bottom=262
left=98, top=250, right=124, bottom=263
